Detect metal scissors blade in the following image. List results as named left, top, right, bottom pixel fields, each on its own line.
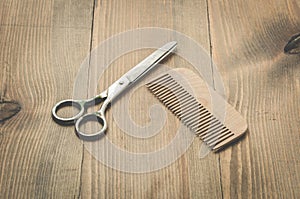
left=125, top=41, right=177, bottom=83
left=105, top=41, right=177, bottom=102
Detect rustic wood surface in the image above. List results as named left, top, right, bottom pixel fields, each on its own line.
left=0, top=0, right=299, bottom=198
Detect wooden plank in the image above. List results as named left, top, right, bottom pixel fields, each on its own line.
left=2, top=0, right=298, bottom=197
left=0, top=0, right=94, bottom=197
left=208, top=0, right=300, bottom=198
left=81, top=0, right=223, bottom=198
left=0, top=0, right=92, bottom=28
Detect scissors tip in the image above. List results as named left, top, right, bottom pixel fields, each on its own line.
left=169, top=41, right=177, bottom=47
left=160, top=41, right=177, bottom=52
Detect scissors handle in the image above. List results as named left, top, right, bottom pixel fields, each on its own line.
left=52, top=94, right=110, bottom=140
left=75, top=112, right=107, bottom=141
left=52, top=99, right=85, bottom=125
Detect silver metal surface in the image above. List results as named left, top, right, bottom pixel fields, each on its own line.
left=52, top=41, right=177, bottom=141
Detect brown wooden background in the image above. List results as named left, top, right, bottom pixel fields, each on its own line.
left=1, top=0, right=300, bottom=198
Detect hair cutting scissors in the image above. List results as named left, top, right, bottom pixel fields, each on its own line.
left=52, top=41, right=177, bottom=141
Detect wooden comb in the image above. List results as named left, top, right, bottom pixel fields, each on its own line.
left=146, top=68, right=247, bottom=151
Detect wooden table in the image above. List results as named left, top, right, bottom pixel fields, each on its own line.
left=1, top=0, right=299, bottom=198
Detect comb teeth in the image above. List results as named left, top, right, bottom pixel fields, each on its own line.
left=146, top=70, right=247, bottom=152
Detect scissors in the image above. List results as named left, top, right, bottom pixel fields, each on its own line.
left=52, top=41, right=177, bottom=141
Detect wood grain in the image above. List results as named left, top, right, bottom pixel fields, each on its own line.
left=0, top=101, right=21, bottom=123
left=81, top=0, right=223, bottom=198
left=0, top=0, right=93, bottom=197
left=208, top=0, right=300, bottom=198
left=0, top=0, right=299, bottom=198
left=146, top=68, right=248, bottom=151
